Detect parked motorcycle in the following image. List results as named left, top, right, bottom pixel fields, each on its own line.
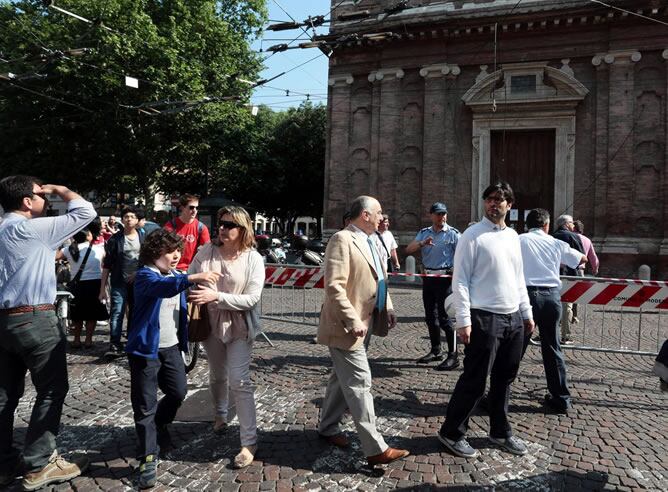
left=256, top=234, right=287, bottom=264
left=286, top=235, right=324, bottom=266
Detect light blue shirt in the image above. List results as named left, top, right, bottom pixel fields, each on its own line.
left=0, top=198, right=96, bottom=308
left=519, top=228, right=583, bottom=289
left=350, top=224, right=386, bottom=311
left=415, top=224, right=460, bottom=270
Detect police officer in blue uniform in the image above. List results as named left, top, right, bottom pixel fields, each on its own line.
left=406, top=202, right=460, bottom=370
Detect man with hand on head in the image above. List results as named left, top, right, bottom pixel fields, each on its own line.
left=0, top=176, right=95, bottom=490
left=317, top=195, right=409, bottom=468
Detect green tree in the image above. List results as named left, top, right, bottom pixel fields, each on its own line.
left=219, top=102, right=326, bottom=233
left=0, top=0, right=266, bottom=211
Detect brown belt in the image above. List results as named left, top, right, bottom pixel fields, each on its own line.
left=0, top=304, right=55, bottom=315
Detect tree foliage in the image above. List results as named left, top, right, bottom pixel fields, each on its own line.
left=0, top=0, right=267, bottom=208
left=219, top=102, right=327, bottom=229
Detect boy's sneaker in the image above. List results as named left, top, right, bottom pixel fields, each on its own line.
left=437, top=433, right=479, bottom=458
left=22, top=451, right=88, bottom=491
left=489, top=435, right=528, bottom=456
left=138, top=455, right=158, bottom=489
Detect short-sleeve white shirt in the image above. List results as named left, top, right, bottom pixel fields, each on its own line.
left=519, top=228, right=583, bottom=288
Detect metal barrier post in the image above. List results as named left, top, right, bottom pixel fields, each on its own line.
left=618, top=305, right=623, bottom=350
left=638, top=308, right=643, bottom=352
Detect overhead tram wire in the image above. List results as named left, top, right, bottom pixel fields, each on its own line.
left=2, top=8, right=259, bottom=115
left=588, top=0, right=668, bottom=28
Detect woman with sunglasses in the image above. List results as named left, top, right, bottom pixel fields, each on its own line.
left=188, top=206, right=264, bottom=468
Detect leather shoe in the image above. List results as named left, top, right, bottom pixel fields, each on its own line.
left=367, top=447, right=410, bottom=467
left=543, top=395, right=570, bottom=415
left=319, top=433, right=349, bottom=448
left=417, top=351, right=442, bottom=364
left=435, top=353, right=459, bottom=371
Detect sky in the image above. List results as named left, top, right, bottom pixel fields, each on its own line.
left=250, top=0, right=331, bottom=110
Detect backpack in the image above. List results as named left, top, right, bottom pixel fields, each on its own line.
left=171, top=218, right=204, bottom=246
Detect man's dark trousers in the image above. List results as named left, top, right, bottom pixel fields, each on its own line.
left=0, top=309, right=69, bottom=473
left=524, top=286, right=571, bottom=409
left=422, top=276, right=454, bottom=354
left=440, top=309, right=524, bottom=440
left=129, top=344, right=187, bottom=459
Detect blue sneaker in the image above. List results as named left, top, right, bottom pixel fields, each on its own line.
left=138, top=454, right=158, bottom=489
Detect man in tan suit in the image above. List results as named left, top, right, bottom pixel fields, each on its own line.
left=317, top=195, right=410, bottom=468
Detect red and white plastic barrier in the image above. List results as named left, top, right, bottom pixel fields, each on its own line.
left=264, top=266, right=668, bottom=310
left=560, top=277, right=668, bottom=310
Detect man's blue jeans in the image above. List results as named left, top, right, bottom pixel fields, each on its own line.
left=0, top=309, right=69, bottom=473
left=109, top=283, right=133, bottom=344
left=526, top=286, right=572, bottom=409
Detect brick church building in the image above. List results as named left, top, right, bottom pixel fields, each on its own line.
left=322, top=0, right=668, bottom=278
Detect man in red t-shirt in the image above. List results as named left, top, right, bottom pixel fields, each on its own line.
left=163, top=194, right=211, bottom=270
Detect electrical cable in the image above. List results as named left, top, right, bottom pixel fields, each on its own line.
left=588, top=0, right=668, bottom=28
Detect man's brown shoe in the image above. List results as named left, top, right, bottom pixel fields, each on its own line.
left=22, top=451, right=89, bottom=491
left=367, top=447, right=410, bottom=467
left=319, top=433, right=350, bottom=448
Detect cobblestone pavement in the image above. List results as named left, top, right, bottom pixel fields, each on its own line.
left=5, top=287, right=668, bottom=491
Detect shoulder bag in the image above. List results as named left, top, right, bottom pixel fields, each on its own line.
left=187, top=244, right=216, bottom=342
left=66, top=242, right=93, bottom=296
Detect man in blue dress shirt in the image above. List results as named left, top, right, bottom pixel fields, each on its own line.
left=406, top=202, right=460, bottom=370
left=519, top=209, right=585, bottom=414
left=0, top=176, right=95, bottom=490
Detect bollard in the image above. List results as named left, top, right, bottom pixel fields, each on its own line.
left=405, top=255, right=416, bottom=282
left=638, top=264, right=651, bottom=281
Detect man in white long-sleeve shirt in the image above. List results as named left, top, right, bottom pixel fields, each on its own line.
left=437, top=181, right=535, bottom=459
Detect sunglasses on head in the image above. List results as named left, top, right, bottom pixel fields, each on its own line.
left=219, top=220, right=241, bottom=230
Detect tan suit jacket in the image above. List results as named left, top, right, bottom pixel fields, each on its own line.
left=317, top=226, right=393, bottom=351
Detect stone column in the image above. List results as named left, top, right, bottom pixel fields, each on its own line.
left=604, top=50, right=641, bottom=237
left=591, top=54, right=610, bottom=239
left=419, top=63, right=460, bottom=222
left=369, top=68, right=404, bottom=217
left=662, top=48, right=668, bottom=255
left=325, top=74, right=353, bottom=230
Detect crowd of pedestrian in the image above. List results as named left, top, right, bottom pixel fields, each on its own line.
left=0, top=174, right=664, bottom=491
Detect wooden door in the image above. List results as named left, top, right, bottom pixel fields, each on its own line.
left=490, top=129, right=555, bottom=232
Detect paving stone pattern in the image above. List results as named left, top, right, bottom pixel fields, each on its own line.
left=5, top=287, right=668, bottom=491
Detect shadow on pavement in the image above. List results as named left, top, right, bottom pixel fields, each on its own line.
left=392, top=469, right=609, bottom=490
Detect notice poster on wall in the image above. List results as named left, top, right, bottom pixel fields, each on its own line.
left=509, top=209, right=518, bottom=221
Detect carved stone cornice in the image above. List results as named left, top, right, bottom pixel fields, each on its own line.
left=419, top=63, right=461, bottom=78
left=367, top=68, right=404, bottom=82
left=592, top=50, right=641, bottom=66
left=328, top=74, right=354, bottom=87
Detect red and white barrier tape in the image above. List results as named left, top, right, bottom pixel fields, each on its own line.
left=264, top=265, right=668, bottom=309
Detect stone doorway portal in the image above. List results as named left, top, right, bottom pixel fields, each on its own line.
left=490, top=129, right=556, bottom=232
